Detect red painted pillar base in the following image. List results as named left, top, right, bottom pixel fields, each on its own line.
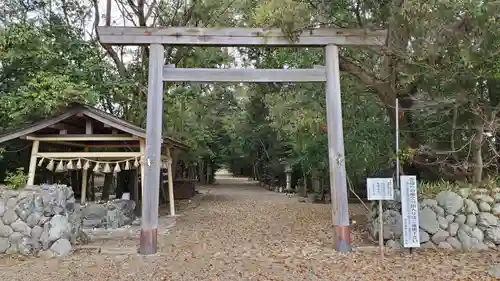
left=334, top=225, right=352, bottom=252
left=139, top=228, right=158, bottom=255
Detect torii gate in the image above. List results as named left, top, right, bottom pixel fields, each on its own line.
left=96, top=25, right=387, bottom=255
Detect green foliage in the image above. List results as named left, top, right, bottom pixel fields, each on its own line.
left=418, top=180, right=457, bottom=199
left=3, top=0, right=500, bottom=193
left=4, top=168, right=27, bottom=190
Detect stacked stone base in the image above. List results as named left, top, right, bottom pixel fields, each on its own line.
left=368, top=188, right=500, bottom=251
left=81, top=199, right=136, bottom=229
left=0, top=185, right=82, bottom=257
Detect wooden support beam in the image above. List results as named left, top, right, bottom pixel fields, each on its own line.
left=97, top=27, right=387, bottom=46
left=325, top=44, right=351, bottom=252
left=166, top=147, right=175, bottom=217
left=139, top=139, right=145, bottom=195
left=85, top=143, right=140, bottom=148
left=41, top=141, right=86, bottom=148
left=81, top=147, right=89, bottom=204
left=163, top=67, right=326, bottom=82
left=26, top=134, right=139, bottom=141
left=27, top=140, right=39, bottom=186
left=36, top=152, right=141, bottom=158
left=140, top=44, right=164, bottom=255
left=86, top=120, right=93, bottom=134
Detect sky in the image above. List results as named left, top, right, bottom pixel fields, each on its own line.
left=90, top=0, right=248, bottom=68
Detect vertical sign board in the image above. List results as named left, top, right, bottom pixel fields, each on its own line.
left=366, top=178, right=394, bottom=200
left=400, top=175, right=420, bottom=248
left=366, top=177, right=394, bottom=258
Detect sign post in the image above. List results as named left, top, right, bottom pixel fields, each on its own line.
left=400, top=175, right=420, bottom=249
left=367, top=178, right=394, bottom=259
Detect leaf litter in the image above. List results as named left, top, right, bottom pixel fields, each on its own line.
left=0, top=180, right=498, bottom=281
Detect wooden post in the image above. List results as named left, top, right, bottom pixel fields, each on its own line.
left=166, top=147, right=175, bottom=216
left=379, top=200, right=385, bottom=259
left=139, top=139, right=145, bottom=193
left=81, top=147, right=89, bottom=204
left=27, top=140, right=39, bottom=186
left=325, top=44, right=351, bottom=252
left=139, top=44, right=164, bottom=255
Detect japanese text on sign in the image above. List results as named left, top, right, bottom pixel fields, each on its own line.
left=401, top=175, right=420, bottom=248
left=366, top=178, right=394, bottom=201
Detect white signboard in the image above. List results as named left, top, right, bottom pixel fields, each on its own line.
left=366, top=178, right=394, bottom=200
left=400, top=175, right=420, bottom=248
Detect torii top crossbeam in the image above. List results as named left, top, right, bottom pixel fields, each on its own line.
left=96, top=27, right=387, bottom=46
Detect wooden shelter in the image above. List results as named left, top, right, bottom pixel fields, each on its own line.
left=0, top=103, right=192, bottom=216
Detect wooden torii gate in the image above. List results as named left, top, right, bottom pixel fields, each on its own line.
left=96, top=26, right=387, bottom=255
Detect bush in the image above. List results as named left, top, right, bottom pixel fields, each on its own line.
left=418, top=180, right=457, bottom=199
left=4, top=167, right=28, bottom=190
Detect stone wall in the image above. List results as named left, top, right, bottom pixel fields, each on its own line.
left=0, top=185, right=82, bottom=257
left=368, top=187, right=500, bottom=250
left=81, top=199, right=136, bottom=229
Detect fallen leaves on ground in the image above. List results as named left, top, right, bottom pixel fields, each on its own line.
left=0, top=177, right=498, bottom=280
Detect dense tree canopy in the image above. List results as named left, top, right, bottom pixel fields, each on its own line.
left=1, top=0, right=500, bottom=196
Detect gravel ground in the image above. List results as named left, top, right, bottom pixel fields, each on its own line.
left=0, top=175, right=499, bottom=280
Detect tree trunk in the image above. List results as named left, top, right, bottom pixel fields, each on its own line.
left=311, top=170, right=321, bottom=200
left=198, top=160, right=205, bottom=184
left=472, top=114, right=484, bottom=184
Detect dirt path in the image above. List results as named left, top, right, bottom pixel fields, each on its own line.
left=0, top=173, right=498, bottom=280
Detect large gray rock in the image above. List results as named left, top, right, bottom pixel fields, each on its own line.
left=419, top=229, right=430, bottom=243
left=448, top=222, right=459, bottom=236
left=0, top=201, right=5, bottom=217
left=446, top=237, right=462, bottom=249
left=436, top=191, right=464, bottom=215
left=11, top=220, right=31, bottom=236
left=82, top=203, right=107, bottom=220
left=493, top=204, right=500, bottom=216
left=479, top=201, right=491, bottom=212
left=465, top=214, right=477, bottom=228
left=485, top=227, right=500, bottom=245
left=421, top=199, right=438, bottom=208
left=47, top=215, right=71, bottom=242
left=0, top=223, right=13, bottom=237
left=369, top=210, right=402, bottom=240
left=26, top=212, right=42, bottom=227
left=15, top=196, right=35, bottom=221
left=431, top=229, right=449, bottom=244
left=2, top=209, right=18, bottom=225
left=18, top=236, right=41, bottom=256
left=455, top=214, right=467, bottom=225
left=478, top=212, right=498, bottom=227
left=438, top=242, right=453, bottom=249
left=445, top=215, right=454, bottom=223
left=31, top=226, right=43, bottom=240
left=82, top=199, right=136, bottom=229
left=457, top=229, right=472, bottom=250
left=438, top=216, right=448, bottom=230
left=49, top=238, right=72, bottom=257
left=419, top=208, right=440, bottom=234
left=0, top=238, right=9, bottom=253
left=480, top=195, right=495, bottom=204
left=105, top=199, right=136, bottom=228
left=489, top=265, right=500, bottom=278
left=464, top=199, right=479, bottom=214
left=470, top=227, right=484, bottom=241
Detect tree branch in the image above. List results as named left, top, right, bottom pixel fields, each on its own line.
left=91, top=0, right=128, bottom=78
